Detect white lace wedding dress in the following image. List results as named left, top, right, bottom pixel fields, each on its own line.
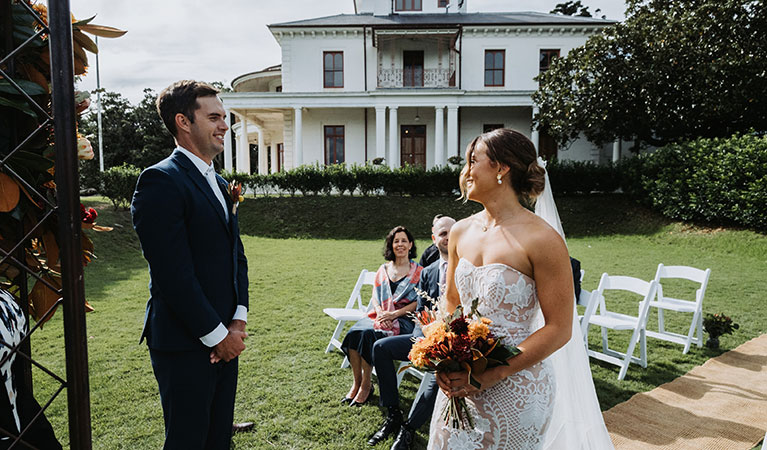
left=427, top=258, right=556, bottom=450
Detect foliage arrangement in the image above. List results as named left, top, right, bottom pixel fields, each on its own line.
left=534, top=0, right=767, bottom=150
left=0, top=2, right=124, bottom=322
left=702, top=313, right=739, bottom=345
left=619, top=134, right=767, bottom=230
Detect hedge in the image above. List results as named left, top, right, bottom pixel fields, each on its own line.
left=620, top=134, right=767, bottom=230
left=99, top=163, right=141, bottom=210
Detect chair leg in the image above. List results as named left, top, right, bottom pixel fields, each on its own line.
left=696, top=308, right=704, bottom=348
left=640, top=330, right=647, bottom=368
left=326, top=320, right=346, bottom=353
left=658, top=308, right=665, bottom=334
left=341, top=356, right=350, bottom=369
left=619, top=330, right=642, bottom=380
left=601, top=327, right=609, bottom=354
left=683, top=310, right=699, bottom=354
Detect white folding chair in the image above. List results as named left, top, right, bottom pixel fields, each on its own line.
left=646, top=264, right=711, bottom=354
left=323, top=269, right=376, bottom=368
left=408, top=371, right=434, bottom=417
left=761, top=430, right=766, bottom=450
left=581, top=273, right=659, bottom=380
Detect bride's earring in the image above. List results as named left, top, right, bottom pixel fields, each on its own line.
left=497, top=173, right=502, bottom=185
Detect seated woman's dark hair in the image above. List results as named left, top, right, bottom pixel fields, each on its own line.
left=459, top=128, right=546, bottom=202
left=383, top=226, right=417, bottom=261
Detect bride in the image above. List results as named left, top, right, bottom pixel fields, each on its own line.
left=428, top=128, right=613, bottom=450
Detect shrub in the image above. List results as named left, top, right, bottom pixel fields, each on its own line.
left=100, top=163, right=141, bottom=210
left=621, top=134, right=767, bottom=230
left=352, top=164, right=388, bottom=196
left=326, top=164, right=358, bottom=195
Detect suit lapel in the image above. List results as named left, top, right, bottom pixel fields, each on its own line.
left=172, top=151, right=229, bottom=231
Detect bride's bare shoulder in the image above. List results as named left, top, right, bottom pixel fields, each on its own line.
left=451, top=213, right=481, bottom=236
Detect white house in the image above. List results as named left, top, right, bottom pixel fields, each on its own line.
left=220, top=0, right=617, bottom=174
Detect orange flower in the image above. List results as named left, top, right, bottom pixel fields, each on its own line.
left=468, top=321, right=490, bottom=340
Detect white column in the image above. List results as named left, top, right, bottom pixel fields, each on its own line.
left=434, top=106, right=445, bottom=167
left=223, top=113, right=233, bottom=172
left=270, top=143, right=278, bottom=173
left=446, top=105, right=458, bottom=161
left=531, top=106, right=540, bottom=155
left=388, top=106, right=399, bottom=169
left=294, top=107, right=303, bottom=167
left=258, top=129, right=267, bottom=174
left=612, top=139, right=621, bottom=163
left=237, top=118, right=249, bottom=174
left=375, top=106, right=387, bottom=161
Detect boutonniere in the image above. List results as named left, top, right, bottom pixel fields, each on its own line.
left=228, top=181, right=243, bottom=215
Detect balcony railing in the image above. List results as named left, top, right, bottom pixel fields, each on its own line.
left=377, top=68, right=454, bottom=89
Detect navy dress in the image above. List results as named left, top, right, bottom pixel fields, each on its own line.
left=341, top=277, right=416, bottom=364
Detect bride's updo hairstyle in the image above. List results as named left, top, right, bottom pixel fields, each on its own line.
left=459, top=128, right=546, bottom=202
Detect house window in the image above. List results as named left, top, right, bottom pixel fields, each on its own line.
left=323, top=51, right=343, bottom=88
left=438, top=0, right=448, bottom=6
left=324, top=126, right=345, bottom=164
left=483, top=124, right=504, bottom=133
left=395, top=0, right=422, bottom=11
left=539, top=49, right=560, bottom=73
left=484, top=50, right=505, bottom=87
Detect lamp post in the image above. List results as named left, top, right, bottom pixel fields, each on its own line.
left=95, top=35, right=104, bottom=172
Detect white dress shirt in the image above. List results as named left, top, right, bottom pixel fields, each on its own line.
left=176, top=146, right=248, bottom=347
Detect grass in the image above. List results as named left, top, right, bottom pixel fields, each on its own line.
left=29, top=194, right=767, bottom=449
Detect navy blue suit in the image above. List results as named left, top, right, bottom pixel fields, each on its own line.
left=131, top=149, right=248, bottom=449
left=372, top=259, right=441, bottom=430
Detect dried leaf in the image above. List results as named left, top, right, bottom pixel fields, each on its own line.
left=29, top=273, right=62, bottom=325
left=73, top=30, right=98, bottom=54
left=42, top=231, right=59, bottom=269
left=91, top=225, right=113, bottom=232
left=77, top=24, right=127, bottom=38
left=0, top=173, right=21, bottom=212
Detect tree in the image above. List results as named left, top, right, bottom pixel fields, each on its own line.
left=550, top=1, right=604, bottom=18
left=132, top=88, right=175, bottom=168
left=534, top=0, right=767, bottom=149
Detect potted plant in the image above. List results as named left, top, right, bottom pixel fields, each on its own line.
left=702, top=313, right=739, bottom=349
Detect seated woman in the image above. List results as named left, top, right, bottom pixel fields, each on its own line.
left=341, top=225, right=423, bottom=407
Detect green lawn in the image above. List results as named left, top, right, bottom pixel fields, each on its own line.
left=30, top=195, right=767, bottom=449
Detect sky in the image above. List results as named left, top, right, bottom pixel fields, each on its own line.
left=69, top=0, right=627, bottom=104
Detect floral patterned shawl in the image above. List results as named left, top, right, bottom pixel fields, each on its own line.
left=367, top=261, right=422, bottom=336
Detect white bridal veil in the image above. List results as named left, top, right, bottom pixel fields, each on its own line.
left=534, top=157, right=615, bottom=450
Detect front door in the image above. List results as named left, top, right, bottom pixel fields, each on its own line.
left=403, top=51, right=424, bottom=87
left=401, top=125, right=426, bottom=168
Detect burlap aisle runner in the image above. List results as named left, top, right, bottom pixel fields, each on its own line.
left=604, top=334, right=767, bottom=450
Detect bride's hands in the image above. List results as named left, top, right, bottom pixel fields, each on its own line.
left=437, top=366, right=509, bottom=398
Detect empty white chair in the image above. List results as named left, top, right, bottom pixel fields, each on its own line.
left=323, top=269, right=376, bottom=368
left=581, top=273, right=659, bottom=380
left=646, top=263, right=711, bottom=354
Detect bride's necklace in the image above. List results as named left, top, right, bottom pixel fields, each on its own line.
left=481, top=212, right=515, bottom=232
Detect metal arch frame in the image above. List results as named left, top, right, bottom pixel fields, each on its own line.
left=0, top=0, right=92, bottom=448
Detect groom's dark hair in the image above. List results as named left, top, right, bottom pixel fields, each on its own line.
left=156, top=80, right=219, bottom=137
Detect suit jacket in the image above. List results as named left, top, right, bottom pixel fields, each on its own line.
left=131, top=149, right=248, bottom=351
left=416, top=259, right=442, bottom=312
left=419, top=244, right=439, bottom=268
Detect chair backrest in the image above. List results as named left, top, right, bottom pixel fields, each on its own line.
left=595, top=273, right=659, bottom=320
left=654, top=264, right=711, bottom=302
left=344, top=269, right=377, bottom=311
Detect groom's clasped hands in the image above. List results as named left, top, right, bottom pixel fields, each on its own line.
left=210, top=319, right=248, bottom=364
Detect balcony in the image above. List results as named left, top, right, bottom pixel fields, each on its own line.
left=374, top=28, right=459, bottom=90
left=377, top=68, right=455, bottom=89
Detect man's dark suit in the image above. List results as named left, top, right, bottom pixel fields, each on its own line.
left=131, top=149, right=248, bottom=449
left=372, top=259, right=440, bottom=430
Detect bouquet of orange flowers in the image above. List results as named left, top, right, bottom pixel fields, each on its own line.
left=408, top=291, right=520, bottom=429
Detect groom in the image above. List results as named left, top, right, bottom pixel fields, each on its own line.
left=131, top=80, right=249, bottom=449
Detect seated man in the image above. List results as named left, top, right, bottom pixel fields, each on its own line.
left=369, top=216, right=455, bottom=450
left=417, top=214, right=444, bottom=268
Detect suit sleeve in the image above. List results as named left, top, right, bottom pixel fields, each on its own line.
left=416, top=267, right=432, bottom=312
left=131, top=167, right=222, bottom=340
left=236, top=232, right=249, bottom=310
